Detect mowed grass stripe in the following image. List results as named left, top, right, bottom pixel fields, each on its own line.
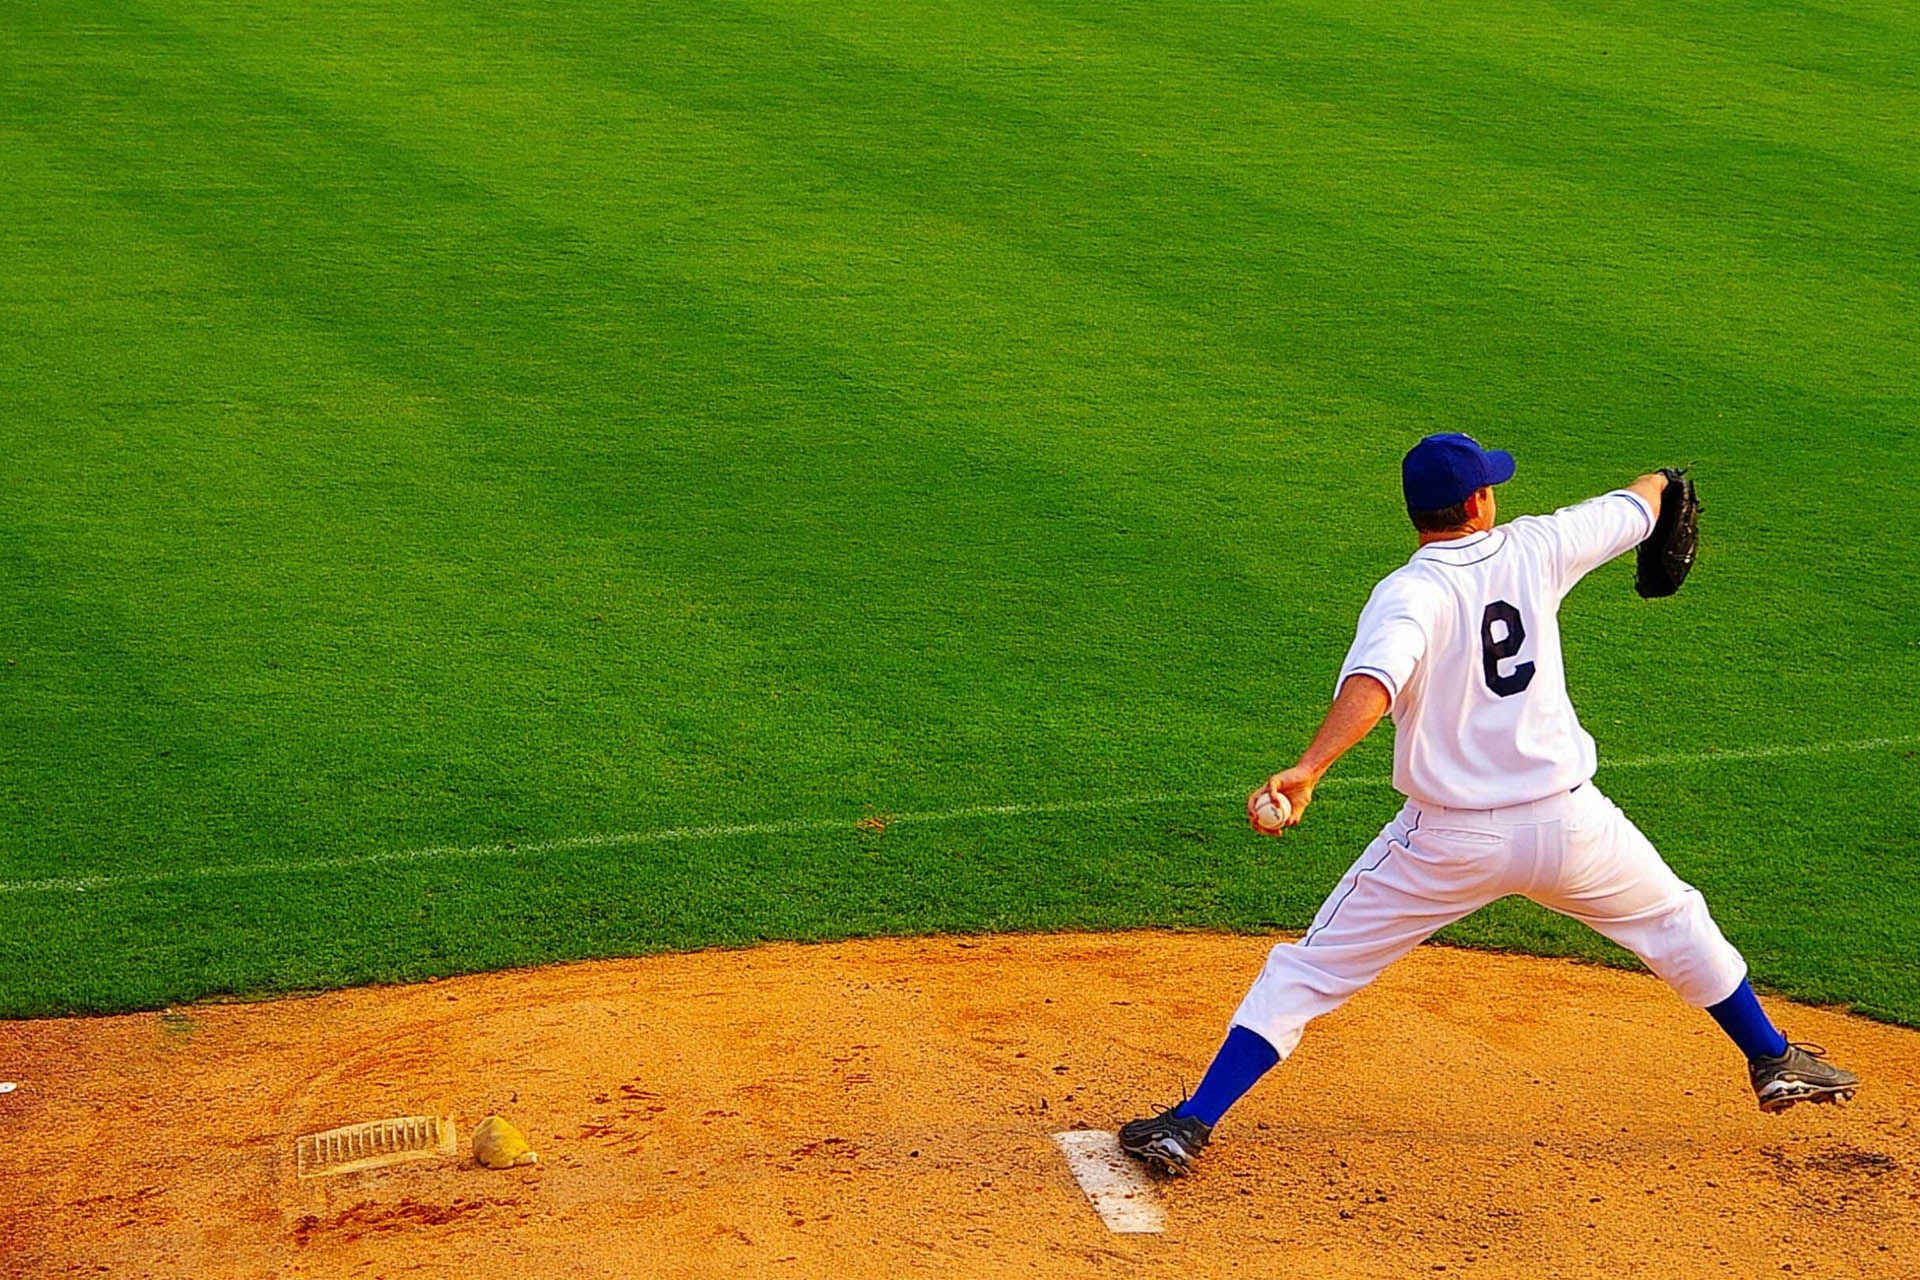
left=414, top=0, right=1908, bottom=404
left=136, top=0, right=1916, bottom=441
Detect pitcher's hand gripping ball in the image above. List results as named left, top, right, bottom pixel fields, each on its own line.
left=1635, top=467, right=1700, bottom=598
left=1247, top=784, right=1292, bottom=835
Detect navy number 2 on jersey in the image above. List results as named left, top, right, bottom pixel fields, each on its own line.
left=1480, top=600, right=1536, bottom=697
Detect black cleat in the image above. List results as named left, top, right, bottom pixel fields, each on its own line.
left=1751, top=1043, right=1859, bottom=1113
left=1118, top=1105, right=1212, bottom=1176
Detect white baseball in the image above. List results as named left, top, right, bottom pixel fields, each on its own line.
left=1252, top=789, right=1291, bottom=833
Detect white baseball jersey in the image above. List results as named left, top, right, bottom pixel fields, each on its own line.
left=1336, top=490, right=1656, bottom=809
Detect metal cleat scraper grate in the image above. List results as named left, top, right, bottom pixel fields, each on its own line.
left=295, top=1114, right=457, bottom=1178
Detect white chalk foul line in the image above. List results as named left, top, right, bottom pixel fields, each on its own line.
left=1601, top=733, right=1918, bottom=771
left=0, top=734, right=1912, bottom=898
left=1053, top=1130, right=1165, bottom=1233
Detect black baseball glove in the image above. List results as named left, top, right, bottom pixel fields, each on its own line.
left=1635, top=468, right=1699, bottom=599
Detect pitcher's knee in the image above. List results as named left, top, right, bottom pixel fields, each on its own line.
left=1227, top=940, right=1383, bottom=1055
left=1635, top=889, right=1748, bottom=1007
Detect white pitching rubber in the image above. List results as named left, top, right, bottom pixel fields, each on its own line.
left=1053, top=1130, right=1166, bottom=1234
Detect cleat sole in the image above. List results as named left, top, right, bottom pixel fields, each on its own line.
left=1758, top=1084, right=1857, bottom=1114
left=1120, top=1140, right=1194, bottom=1177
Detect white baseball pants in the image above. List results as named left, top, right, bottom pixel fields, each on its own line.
left=1230, top=783, right=1749, bottom=1058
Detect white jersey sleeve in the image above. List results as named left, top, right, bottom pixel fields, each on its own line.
left=1336, top=574, right=1437, bottom=704
left=1515, top=489, right=1657, bottom=596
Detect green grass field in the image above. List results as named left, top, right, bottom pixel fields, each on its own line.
left=3, top=0, right=1915, bottom=1021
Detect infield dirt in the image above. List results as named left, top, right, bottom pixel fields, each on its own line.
left=4, top=932, right=1916, bottom=1278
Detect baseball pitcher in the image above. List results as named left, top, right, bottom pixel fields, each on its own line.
left=1121, top=433, right=1858, bottom=1176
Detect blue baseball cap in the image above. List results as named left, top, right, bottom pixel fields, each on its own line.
left=1402, top=432, right=1516, bottom=510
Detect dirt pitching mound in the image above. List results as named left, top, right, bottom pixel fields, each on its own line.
left=4, top=933, right=1917, bottom=1278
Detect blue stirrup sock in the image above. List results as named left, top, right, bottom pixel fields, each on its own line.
left=1175, top=1025, right=1280, bottom=1127
left=1707, top=979, right=1788, bottom=1060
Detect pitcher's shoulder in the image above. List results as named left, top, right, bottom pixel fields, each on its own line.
left=1501, top=513, right=1556, bottom=547
left=1362, top=558, right=1453, bottom=614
